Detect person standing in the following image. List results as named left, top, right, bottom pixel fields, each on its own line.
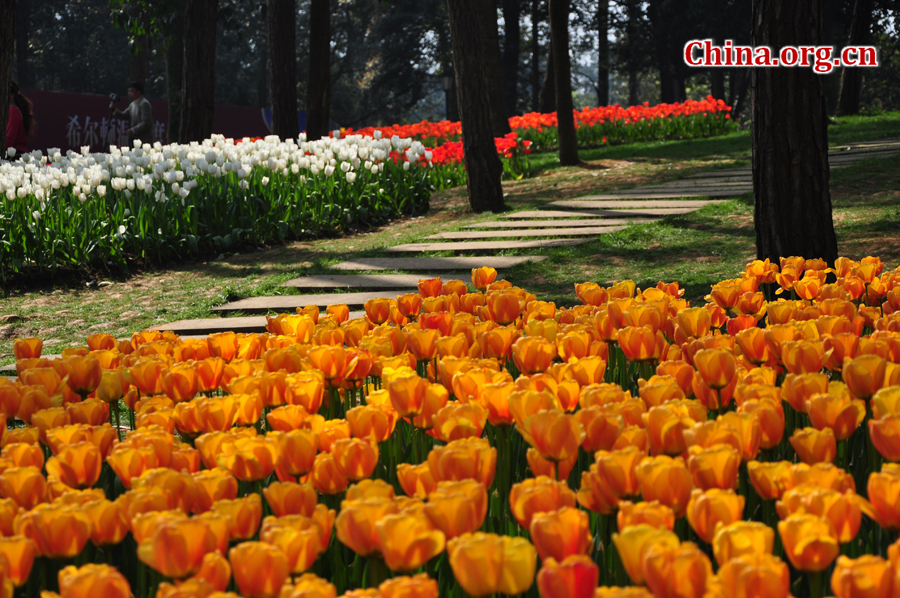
left=6, top=81, right=34, bottom=154
left=109, top=82, right=154, bottom=145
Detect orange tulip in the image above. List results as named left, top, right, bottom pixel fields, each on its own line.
left=529, top=507, right=592, bottom=562
left=636, top=455, right=694, bottom=517
left=424, top=480, right=487, bottom=539
left=308, top=452, right=349, bottom=496
left=511, top=337, right=556, bottom=374
left=594, top=445, right=644, bottom=499
left=830, top=555, right=894, bottom=598
left=13, top=338, right=43, bottom=360
left=781, top=340, right=831, bottom=374
left=45, top=441, right=102, bottom=490
left=0, top=536, right=34, bottom=586
left=259, top=515, right=325, bottom=575
left=375, top=512, right=446, bottom=572
left=520, top=410, right=584, bottom=464
left=575, top=408, right=623, bottom=453
left=715, top=553, right=790, bottom=598
left=711, top=520, right=774, bottom=566
left=52, top=563, right=131, bottom=598
left=511, top=476, right=576, bottom=529
left=694, top=349, right=737, bottom=390
left=807, top=390, right=865, bottom=441
left=61, top=356, right=102, bottom=396
left=842, top=354, right=887, bottom=401
left=777, top=514, right=840, bottom=572
left=486, top=290, right=522, bottom=325
left=642, top=541, right=714, bottom=598
left=686, top=488, right=745, bottom=544
left=611, top=523, right=679, bottom=585
left=617, top=326, right=667, bottom=362
left=14, top=502, right=92, bottom=559
left=536, top=555, right=598, bottom=598
left=782, top=372, right=829, bottom=413
left=687, top=444, right=740, bottom=491
left=335, top=497, right=399, bottom=557
left=396, top=462, right=438, bottom=499
left=228, top=541, right=289, bottom=598
left=82, top=499, right=128, bottom=547
left=427, top=437, right=496, bottom=487
left=0, top=466, right=47, bottom=510
left=790, top=427, right=837, bottom=464
left=446, top=532, right=537, bottom=597
left=471, top=267, right=497, bottom=291
left=332, top=438, right=379, bottom=481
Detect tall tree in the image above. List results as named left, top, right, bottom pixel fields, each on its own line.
left=14, top=0, right=29, bottom=87
left=531, top=0, right=541, bottom=111
left=836, top=0, right=874, bottom=116
left=180, top=0, right=218, bottom=143
left=129, top=33, right=149, bottom=90
left=446, top=0, right=505, bottom=213
left=267, top=0, right=299, bottom=139
left=0, top=0, right=12, bottom=154
left=549, top=0, right=578, bottom=165
left=478, top=0, right=511, bottom=136
left=306, top=0, right=331, bottom=140
left=501, top=0, right=521, bottom=117
left=538, top=46, right=555, bottom=113
left=596, top=0, right=608, bottom=106
left=752, top=0, right=838, bottom=263
left=165, top=8, right=184, bottom=143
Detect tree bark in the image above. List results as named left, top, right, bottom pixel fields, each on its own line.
left=597, top=0, right=608, bottom=106
left=751, top=0, right=837, bottom=264
left=165, top=9, right=185, bottom=144
left=538, top=45, right=555, bottom=113
left=549, top=0, right=578, bottom=166
left=531, top=0, right=541, bottom=111
left=446, top=0, right=505, bottom=213
left=179, top=0, right=218, bottom=143
left=129, top=34, right=149, bottom=92
left=836, top=0, right=874, bottom=116
left=14, top=0, right=28, bottom=87
left=628, top=70, right=639, bottom=106
left=0, top=0, right=13, bottom=154
left=267, top=0, right=299, bottom=140
left=306, top=0, right=331, bottom=140
left=478, top=0, right=511, bottom=136
left=501, top=0, right=521, bottom=117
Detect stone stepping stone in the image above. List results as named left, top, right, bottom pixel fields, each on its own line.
left=507, top=208, right=698, bottom=218
left=212, top=291, right=416, bottom=314
left=562, top=191, right=740, bottom=199
left=149, top=313, right=366, bottom=335
left=466, top=218, right=650, bottom=228
left=549, top=199, right=726, bottom=209
left=329, top=256, right=546, bottom=271
left=385, top=239, right=589, bottom=253
left=426, top=226, right=626, bottom=240
left=685, top=169, right=750, bottom=179
left=282, top=274, right=460, bottom=290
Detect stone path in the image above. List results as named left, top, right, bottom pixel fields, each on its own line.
left=282, top=274, right=461, bottom=290
left=143, top=138, right=896, bottom=337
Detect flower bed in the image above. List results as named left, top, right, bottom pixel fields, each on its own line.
left=3, top=255, right=900, bottom=597
left=0, top=133, right=464, bottom=281
left=345, top=96, right=736, bottom=154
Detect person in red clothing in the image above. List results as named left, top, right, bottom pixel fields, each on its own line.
left=6, top=81, right=35, bottom=155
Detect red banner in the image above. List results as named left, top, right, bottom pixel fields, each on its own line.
left=18, top=89, right=273, bottom=154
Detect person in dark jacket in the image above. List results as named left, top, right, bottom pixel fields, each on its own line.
left=109, top=81, right=154, bottom=145
left=6, top=81, right=34, bottom=155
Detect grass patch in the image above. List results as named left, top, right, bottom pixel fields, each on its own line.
left=1, top=113, right=899, bottom=366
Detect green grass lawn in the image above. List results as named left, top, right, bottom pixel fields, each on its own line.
left=1, top=112, right=899, bottom=365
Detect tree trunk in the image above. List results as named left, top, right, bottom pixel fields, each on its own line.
left=179, top=0, right=218, bottom=143
left=531, top=0, right=541, bottom=111
left=129, top=34, right=149, bottom=92
left=14, top=0, right=28, bottom=87
left=306, top=0, right=331, bottom=140
left=501, top=0, right=521, bottom=117
left=550, top=0, right=578, bottom=166
left=539, top=45, right=555, bottom=113
left=446, top=0, right=505, bottom=213
left=446, top=73, right=460, bottom=121
left=0, top=0, right=12, bottom=154
left=752, top=0, right=837, bottom=264
left=597, top=0, right=608, bottom=106
left=710, top=70, right=725, bottom=100
left=478, top=0, right=511, bottom=136
left=628, top=70, right=639, bottom=106
left=268, top=0, right=299, bottom=140
left=165, top=9, right=184, bottom=144
left=836, top=0, right=874, bottom=116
